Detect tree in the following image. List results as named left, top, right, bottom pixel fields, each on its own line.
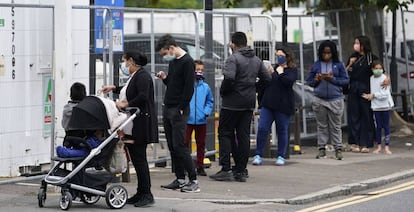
left=125, top=0, right=203, bottom=9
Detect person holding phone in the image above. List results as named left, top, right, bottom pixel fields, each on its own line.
left=306, top=40, right=349, bottom=160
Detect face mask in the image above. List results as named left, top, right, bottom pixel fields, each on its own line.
left=373, top=69, right=383, bottom=77
left=277, top=56, right=287, bottom=65
left=195, top=72, right=204, bottom=80
left=353, top=44, right=361, bottom=53
left=120, top=62, right=129, bottom=76
left=163, top=54, right=175, bottom=62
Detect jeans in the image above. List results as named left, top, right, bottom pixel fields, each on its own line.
left=163, top=106, right=196, bottom=181
left=255, top=107, right=290, bottom=158
left=374, top=110, right=391, bottom=145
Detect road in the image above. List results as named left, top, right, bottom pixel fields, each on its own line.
left=297, top=179, right=414, bottom=212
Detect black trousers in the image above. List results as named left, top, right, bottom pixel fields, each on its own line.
left=127, top=142, right=151, bottom=194
left=163, top=106, right=196, bottom=181
left=347, top=91, right=375, bottom=148
left=218, top=109, right=253, bottom=173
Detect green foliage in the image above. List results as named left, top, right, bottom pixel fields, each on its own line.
left=125, top=0, right=203, bottom=9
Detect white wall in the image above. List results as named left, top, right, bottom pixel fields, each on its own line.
left=0, top=0, right=90, bottom=177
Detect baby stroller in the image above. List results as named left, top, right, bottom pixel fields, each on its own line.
left=38, top=96, right=139, bottom=210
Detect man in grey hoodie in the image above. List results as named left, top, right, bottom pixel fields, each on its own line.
left=210, top=32, right=271, bottom=182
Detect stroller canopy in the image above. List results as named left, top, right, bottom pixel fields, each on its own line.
left=68, top=96, right=110, bottom=130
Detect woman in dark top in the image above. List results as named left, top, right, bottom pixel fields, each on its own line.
left=253, top=46, right=298, bottom=166
left=346, top=35, right=388, bottom=153
left=102, top=50, right=158, bottom=207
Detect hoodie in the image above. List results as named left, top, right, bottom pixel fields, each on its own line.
left=220, top=47, right=271, bottom=110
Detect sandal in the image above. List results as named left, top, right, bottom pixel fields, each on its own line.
left=351, top=145, right=360, bottom=153
left=360, top=147, right=370, bottom=153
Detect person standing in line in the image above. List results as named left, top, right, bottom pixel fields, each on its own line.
left=252, top=46, right=297, bottom=166
left=362, top=60, right=394, bottom=154
left=346, top=35, right=389, bottom=153
left=155, top=34, right=200, bottom=193
left=210, top=31, right=271, bottom=182
left=184, top=60, right=214, bottom=176
left=102, top=50, right=158, bottom=207
left=306, top=40, right=349, bottom=160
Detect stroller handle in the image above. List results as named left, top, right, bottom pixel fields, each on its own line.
left=125, top=107, right=140, bottom=115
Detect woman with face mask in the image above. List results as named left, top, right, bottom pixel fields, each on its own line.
left=345, top=35, right=389, bottom=153
left=102, top=51, right=158, bottom=207
left=306, top=40, right=349, bottom=160
left=252, top=46, right=297, bottom=166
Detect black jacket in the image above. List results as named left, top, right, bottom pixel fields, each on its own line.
left=116, top=68, right=158, bottom=144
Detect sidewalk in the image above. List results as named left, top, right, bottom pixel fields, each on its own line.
left=125, top=135, right=414, bottom=206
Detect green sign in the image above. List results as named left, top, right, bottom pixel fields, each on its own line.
left=43, top=76, right=52, bottom=138
left=0, top=19, right=4, bottom=27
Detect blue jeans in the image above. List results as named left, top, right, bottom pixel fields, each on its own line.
left=374, top=110, right=391, bottom=145
left=255, top=107, right=290, bottom=158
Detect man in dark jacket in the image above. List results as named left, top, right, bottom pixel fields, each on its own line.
left=210, top=32, right=271, bottom=182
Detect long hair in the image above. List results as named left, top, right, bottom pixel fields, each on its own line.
left=355, top=35, right=372, bottom=54
left=277, top=46, right=296, bottom=68
left=317, top=40, right=340, bottom=63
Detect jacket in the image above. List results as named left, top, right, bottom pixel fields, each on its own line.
left=370, top=74, right=394, bottom=111
left=187, top=79, right=214, bottom=125
left=306, top=60, right=349, bottom=100
left=115, top=68, right=159, bottom=144
left=260, top=65, right=298, bottom=116
left=220, top=47, right=271, bottom=110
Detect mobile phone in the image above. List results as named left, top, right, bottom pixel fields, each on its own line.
left=263, top=60, right=271, bottom=69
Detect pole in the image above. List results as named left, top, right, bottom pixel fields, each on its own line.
left=204, top=0, right=216, bottom=160
left=282, top=0, right=288, bottom=46
left=390, top=9, right=398, bottom=92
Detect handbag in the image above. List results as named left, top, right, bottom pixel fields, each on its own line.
left=107, top=141, right=128, bottom=174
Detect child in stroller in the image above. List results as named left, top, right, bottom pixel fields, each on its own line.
left=38, top=96, right=134, bottom=210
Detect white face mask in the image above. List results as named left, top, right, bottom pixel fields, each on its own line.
left=120, top=62, right=129, bottom=76
left=163, top=54, right=175, bottom=62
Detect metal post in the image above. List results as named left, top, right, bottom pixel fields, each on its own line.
left=281, top=0, right=288, bottom=46
left=390, top=10, right=398, bottom=93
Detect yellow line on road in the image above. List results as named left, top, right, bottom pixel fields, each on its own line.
left=297, top=180, right=414, bottom=212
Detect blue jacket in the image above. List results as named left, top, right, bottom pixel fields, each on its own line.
left=187, top=79, right=214, bottom=125
left=306, top=60, right=349, bottom=100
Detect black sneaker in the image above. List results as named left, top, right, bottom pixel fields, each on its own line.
left=180, top=181, right=200, bottom=193
left=316, top=148, right=327, bottom=159
left=232, top=166, right=249, bottom=178
left=196, top=167, right=207, bottom=176
left=160, top=179, right=185, bottom=190
left=127, top=193, right=142, bottom=204
left=134, top=193, right=154, bottom=207
left=335, top=149, right=343, bottom=160
left=244, top=169, right=249, bottom=178
left=233, top=172, right=247, bottom=182
left=209, top=170, right=234, bottom=181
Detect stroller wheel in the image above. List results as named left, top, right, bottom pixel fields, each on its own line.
left=105, top=184, right=128, bottom=209
left=60, top=191, right=72, bottom=210
left=80, top=193, right=100, bottom=204
left=37, top=188, right=46, bottom=207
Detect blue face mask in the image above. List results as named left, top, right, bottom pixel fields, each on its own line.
left=163, top=54, right=175, bottom=62
left=120, top=62, right=129, bottom=76
left=277, top=56, right=287, bottom=65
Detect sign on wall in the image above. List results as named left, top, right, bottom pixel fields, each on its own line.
left=94, top=0, right=124, bottom=53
